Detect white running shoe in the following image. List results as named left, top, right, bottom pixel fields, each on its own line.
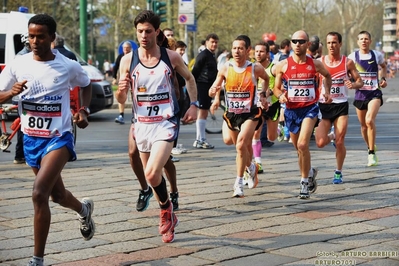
left=247, top=163, right=259, bottom=189
left=232, top=184, right=244, bottom=198
left=367, top=154, right=378, bottom=167
left=298, top=182, right=310, bottom=199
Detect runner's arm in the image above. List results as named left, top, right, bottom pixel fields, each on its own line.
left=272, top=60, right=287, bottom=103
left=209, top=63, right=227, bottom=97
left=346, top=59, right=363, bottom=89
left=115, top=52, right=132, bottom=104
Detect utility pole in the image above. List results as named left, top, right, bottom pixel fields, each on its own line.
left=167, top=0, right=172, bottom=29
left=3, top=0, right=7, bottom=13
left=80, top=0, right=88, bottom=61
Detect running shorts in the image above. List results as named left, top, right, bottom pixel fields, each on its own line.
left=353, top=91, right=383, bottom=111
left=24, top=132, right=76, bottom=169
left=223, top=107, right=262, bottom=131
left=284, top=103, right=319, bottom=134
left=134, top=116, right=180, bottom=152
left=263, top=101, right=281, bottom=121
left=319, top=102, right=349, bottom=122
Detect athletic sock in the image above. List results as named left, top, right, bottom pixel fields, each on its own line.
left=78, top=202, right=88, bottom=217
left=252, top=139, right=262, bottom=159
left=30, top=256, right=44, bottom=266
left=153, top=177, right=170, bottom=209
left=301, top=177, right=309, bottom=183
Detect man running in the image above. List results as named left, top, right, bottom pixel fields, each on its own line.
left=273, top=30, right=332, bottom=199
left=348, top=31, right=387, bottom=166
left=251, top=41, right=280, bottom=174
left=0, top=14, right=94, bottom=266
left=315, top=32, right=363, bottom=184
left=116, top=10, right=197, bottom=243
left=209, top=35, right=269, bottom=198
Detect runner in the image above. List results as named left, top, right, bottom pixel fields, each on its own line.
left=251, top=41, right=280, bottom=175
left=116, top=10, right=197, bottom=243
left=0, top=14, right=94, bottom=266
left=273, top=30, right=332, bottom=199
left=315, top=31, right=363, bottom=184
left=209, top=35, right=269, bottom=198
left=348, top=30, right=387, bottom=166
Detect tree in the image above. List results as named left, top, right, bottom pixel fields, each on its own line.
left=333, top=0, right=383, bottom=54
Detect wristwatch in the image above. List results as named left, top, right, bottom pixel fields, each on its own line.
left=79, top=106, right=90, bottom=116
left=190, top=101, right=199, bottom=107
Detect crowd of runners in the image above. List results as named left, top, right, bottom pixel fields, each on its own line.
left=0, top=9, right=388, bottom=266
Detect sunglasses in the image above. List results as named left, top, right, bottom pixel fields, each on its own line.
left=291, top=39, right=307, bottom=45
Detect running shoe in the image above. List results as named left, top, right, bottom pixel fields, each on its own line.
left=170, top=192, right=179, bottom=211
left=243, top=171, right=249, bottom=186
left=193, top=140, right=214, bottom=149
left=171, top=145, right=187, bottom=155
left=308, top=167, right=318, bottom=194
left=136, top=188, right=153, bottom=212
left=257, top=163, right=264, bottom=174
left=13, top=158, right=26, bottom=164
left=298, top=181, right=310, bottom=199
left=170, top=156, right=180, bottom=162
left=171, top=147, right=183, bottom=155
left=162, top=217, right=179, bottom=243
left=114, top=115, right=125, bottom=124
left=277, top=124, right=285, bottom=142
left=159, top=202, right=177, bottom=234
left=27, top=260, right=42, bottom=266
left=232, top=183, right=244, bottom=198
left=247, top=163, right=259, bottom=189
left=262, top=140, right=274, bottom=148
left=328, top=130, right=336, bottom=147
left=78, top=198, right=95, bottom=241
left=333, top=171, right=343, bottom=184
left=367, top=153, right=378, bottom=167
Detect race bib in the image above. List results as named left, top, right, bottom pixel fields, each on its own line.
left=136, top=92, right=173, bottom=123
left=330, top=78, right=346, bottom=100
left=226, top=92, right=251, bottom=114
left=359, top=72, right=378, bottom=90
left=20, top=102, right=63, bottom=137
left=287, top=79, right=316, bottom=102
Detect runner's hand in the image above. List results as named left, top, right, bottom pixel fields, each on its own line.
left=10, top=80, right=27, bottom=96
left=74, top=111, right=89, bottom=129
left=323, top=94, right=333, bottom=104
left=181, top=105, right=197, bottom=124
left=210, top=100, right=220, bottom=115
left=118, top=72, right=131, bottom=92
left=209, top=86, right=221, bottom=97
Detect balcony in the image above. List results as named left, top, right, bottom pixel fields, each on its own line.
left=383, top=24, right=397, bottom=31
left=384, top=2, right=397, bottom=9
left=384, top=13, right=397, bottom=20
left=383, top=45, right=395, bottom=53
left=383, top=35, right=397, bottom=42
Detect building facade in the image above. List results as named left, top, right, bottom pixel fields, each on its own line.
left=382, top=0, right=398, bottom=55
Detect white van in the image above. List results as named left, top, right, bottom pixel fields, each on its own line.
left=0, top=10, right=113, bottom=114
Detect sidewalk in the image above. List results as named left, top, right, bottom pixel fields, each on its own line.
left=1, top=79, right=399, bottom=266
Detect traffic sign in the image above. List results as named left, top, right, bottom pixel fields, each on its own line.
left=178, top=13, right=194, bottom=25
left=187, top=24, right=197, bottom=32
left=178, top=0, right=195, bottom=25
